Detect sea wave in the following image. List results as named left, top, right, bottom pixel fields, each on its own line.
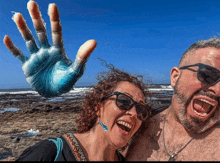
left=0, top=85, right=173, bottom=113
left=0, top=85, right=172, bottom=94
left=0, top=87, right=92, bottom=95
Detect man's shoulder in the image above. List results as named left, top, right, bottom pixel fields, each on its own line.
left=139, top=109, right=166, bottom=137
left=125, top=111, right=166, bottom=160
left=201, top=124, right=220, bottom=139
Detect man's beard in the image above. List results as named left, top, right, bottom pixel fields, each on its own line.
left=173, top=79, right=220, bottom=134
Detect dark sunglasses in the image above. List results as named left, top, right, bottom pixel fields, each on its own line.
left=179, top=63, right=220, bottom=86
left=101, top=91, right=151, bottom=121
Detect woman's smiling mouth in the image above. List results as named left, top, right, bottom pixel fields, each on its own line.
left=116, top=120, right=132, bottom=132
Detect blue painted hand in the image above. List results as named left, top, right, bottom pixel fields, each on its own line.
left=3, top=1, right=97, bottom=97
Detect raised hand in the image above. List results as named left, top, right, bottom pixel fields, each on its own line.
left=3, top=1, right=97, bottom=98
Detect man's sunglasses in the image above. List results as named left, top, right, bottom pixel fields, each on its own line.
left=101, top=91, right=151, bottom=121
left=179, top=63, right=220, bottom=86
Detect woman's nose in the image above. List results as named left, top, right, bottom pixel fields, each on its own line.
left=126, top=105, right=138, bottom=118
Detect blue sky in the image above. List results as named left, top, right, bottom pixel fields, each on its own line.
left=1, top=0, right=220, bottom=89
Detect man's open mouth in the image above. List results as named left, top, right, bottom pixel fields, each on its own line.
left=116, top=120, right=132, bottom=132
left=193, top=98, right=216, bottom=117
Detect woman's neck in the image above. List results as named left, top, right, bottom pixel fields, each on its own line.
left=74, top=127, right=118, bottom=161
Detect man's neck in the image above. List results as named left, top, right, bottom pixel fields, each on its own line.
left=164, top=107, right=193, bottom=141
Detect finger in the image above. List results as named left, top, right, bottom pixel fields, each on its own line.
left=12, top=13, right=39, bottom=54
left=3, top=35, right=28, bottom=64
left=27, top=0, right=50, bottom=48
left=70, top=39, right=97, bottom=73
left=76, top=39, right=97, bottom=64
left=48, top=3, right=64, bottom=48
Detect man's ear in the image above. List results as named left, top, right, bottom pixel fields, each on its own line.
left=170, top=67, right=181, bottom=87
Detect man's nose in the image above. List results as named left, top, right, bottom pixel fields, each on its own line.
left=208, top=81, right=220, bottom=96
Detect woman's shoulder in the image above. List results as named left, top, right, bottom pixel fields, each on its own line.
left=15, top=139, right=57, bottom=161
left=117, top=150, right=125, bottom=161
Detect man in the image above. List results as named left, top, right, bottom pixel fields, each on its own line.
left=125, top=37, right=220, bottom=161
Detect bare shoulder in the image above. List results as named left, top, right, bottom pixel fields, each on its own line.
left=180, top=125, right=220, bottom=161
left=125, top=111, right=166, bottom=161
left=195, top=123, right=220, bottom=144
left=200, top=125, right=220, bottom=149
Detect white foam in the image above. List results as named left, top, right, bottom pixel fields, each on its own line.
left=0, top=90, right=38, bottom=95
left=161, top=85, right=173, bottom=89
left=149, top=88, right=173, bottom=91
left=28, top=129, right=39, bottom=136
left=0, top=87, right=172, bottom=99
left=0, top=108, right=20, bottom=113
left=0, top=87, right=92, bottom=95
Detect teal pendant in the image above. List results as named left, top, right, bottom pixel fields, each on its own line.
left=99, top=121, right=108, bottom=131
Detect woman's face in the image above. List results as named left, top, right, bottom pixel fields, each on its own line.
left=99, top=81, right=145, bottom=148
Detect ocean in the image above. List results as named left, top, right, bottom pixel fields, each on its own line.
left=0, top=85, right=173, bottom=113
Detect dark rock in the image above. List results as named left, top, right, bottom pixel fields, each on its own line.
left=0, top=152, right=13, bottom=160
left=46, top=109, right=52, bottom=112
left=46, top=104, right=52, bottom=108
left=13, top=137, right=20, bottom=143
left=31, top=108, right=40, bottom=113
left=53, top=107, right=61, bottom=112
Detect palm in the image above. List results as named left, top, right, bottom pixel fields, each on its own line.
left=4, top=1, right=96, bottom=98
left=23, top=47, right=85, bottom=97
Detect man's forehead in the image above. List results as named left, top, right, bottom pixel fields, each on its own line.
left=186, top=47, right=220, bottom=64
left=195, top=47, right=220, bottom=61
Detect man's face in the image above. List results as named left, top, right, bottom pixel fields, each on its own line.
left=171, top=47, right=220, bottom=134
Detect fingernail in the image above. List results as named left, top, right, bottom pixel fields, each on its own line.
left=11, top=11, right=19, bottom=21
left=48, top=3, right=55, bottom=15
left=27, top=0, right=33, bottom=7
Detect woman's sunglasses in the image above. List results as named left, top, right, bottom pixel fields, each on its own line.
left=179, top=63, right=220, bottom=86
left=101, top=91, right=151, bottom=121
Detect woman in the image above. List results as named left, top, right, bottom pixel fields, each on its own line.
left=3, top=1, right=156, bottom=161
left=15, top=66, right=153, bottom=161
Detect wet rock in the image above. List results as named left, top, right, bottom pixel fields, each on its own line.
left=53, top=107, right=61, bottom=112
left=0, top=152, right=14, bottom=161
left=46, top=109, right=52, bottom=112
left=30, top=108, right=40, bottom=113
left=13, top=137, right=20, bottom=143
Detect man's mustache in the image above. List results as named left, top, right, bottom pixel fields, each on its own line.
left=194, top=90, right=219, bottom=101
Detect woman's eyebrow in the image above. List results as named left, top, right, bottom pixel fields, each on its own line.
left=123, top=92, right=145, bottom=103
left=123, top=92, right=132, bottom=98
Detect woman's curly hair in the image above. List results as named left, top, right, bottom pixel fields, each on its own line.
left=76, top=60, right=152, bottom=133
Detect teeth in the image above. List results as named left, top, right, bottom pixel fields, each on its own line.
left=194, top=109, right=207, bottom=117
left=199, top=99, right=215, bottom=106
left=117, top=121, right=131, bottom=129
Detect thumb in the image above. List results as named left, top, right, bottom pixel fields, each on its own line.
left=76, top=39, right=97, bottom=64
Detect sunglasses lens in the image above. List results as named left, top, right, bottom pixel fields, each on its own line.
left=116, top=93, right=132, bottom=110
left=116, top=93, right=150, bottom=121
left=136, top=104, right=149, bottom=121
left=135, top=103, right=144, bottom=114
left=199, top=66, right=220, bottom=85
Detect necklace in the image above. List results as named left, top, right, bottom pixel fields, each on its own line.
left=162, top=111, right=194, bottom=161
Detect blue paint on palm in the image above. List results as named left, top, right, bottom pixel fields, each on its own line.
left=99, top=120, right=108, bottom=131
left=20, top=46, right=86, bottom=98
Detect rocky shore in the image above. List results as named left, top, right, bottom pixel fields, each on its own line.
left=0, top=92, right=84, bottom=161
